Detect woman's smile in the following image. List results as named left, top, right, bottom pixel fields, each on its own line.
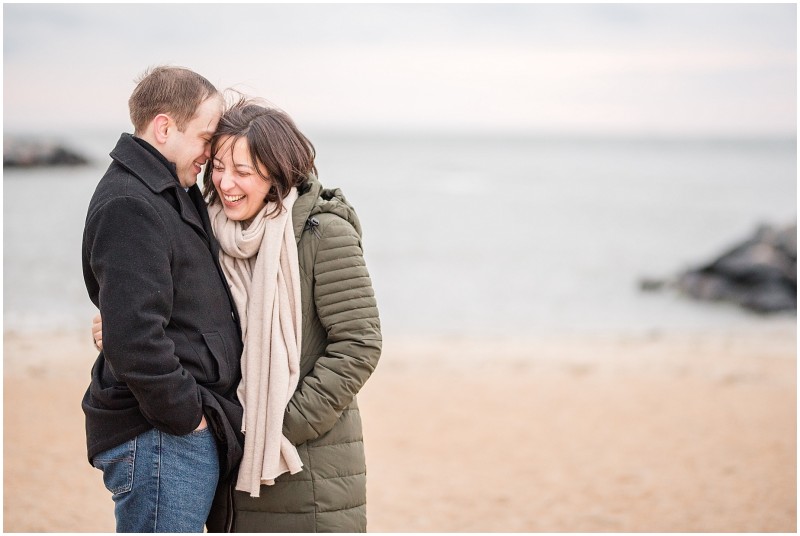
left=222, top=193, right=246, bottom=205
left=211, top=135, right=271, bottom=221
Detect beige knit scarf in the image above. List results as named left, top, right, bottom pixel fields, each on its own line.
left=208, top=187, right=303, bottom=498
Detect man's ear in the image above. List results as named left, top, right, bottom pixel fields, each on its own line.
left=152, top=114, right=171, bottom=144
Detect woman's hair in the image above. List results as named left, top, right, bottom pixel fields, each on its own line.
left=128, top=66, right=218, bottom=135
left=203, top=95, right=317, bottom=217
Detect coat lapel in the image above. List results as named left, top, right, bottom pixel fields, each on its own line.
left=189, top=186, right=219, bottom=255
left=110, top=134, right=209, bottom=243
left=176, top=186, right=209, bottom=243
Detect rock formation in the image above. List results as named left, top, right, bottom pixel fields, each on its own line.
left=4, top=138, right=89, bottom=167
left=642, top=223, right=796, bottom=314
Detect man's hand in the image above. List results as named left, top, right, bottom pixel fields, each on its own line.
left=92, top=313, right=103, bottom=351
left=92, top=312, right=207, bottom=433
left=196, top=415, right=208, bottom=431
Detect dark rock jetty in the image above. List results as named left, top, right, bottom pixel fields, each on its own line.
left=641, top=223, right=796, bottom=314
left=4, top=138, right=89, bottom=167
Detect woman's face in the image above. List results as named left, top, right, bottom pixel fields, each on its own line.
left=211, top=136, right=271, bottom=222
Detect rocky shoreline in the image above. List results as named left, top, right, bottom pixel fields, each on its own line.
left=4, top=137, right=89, bottom=167
left=641, top=222, right=797, bottom=314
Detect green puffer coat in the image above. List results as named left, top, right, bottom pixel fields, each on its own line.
left=228, top=176, right=381, bottom=532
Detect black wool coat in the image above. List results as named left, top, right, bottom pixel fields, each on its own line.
left=81, top=133, right=245, bottom=479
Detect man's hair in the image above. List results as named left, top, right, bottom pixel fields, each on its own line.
left=128, top=66, right=218, bottom=135
left=203, top=96, right=317, bottom=217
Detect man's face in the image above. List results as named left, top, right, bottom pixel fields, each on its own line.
left=164, top=96, right=222, bottom=188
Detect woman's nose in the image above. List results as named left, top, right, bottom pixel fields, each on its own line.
left=219, top=170, right=235, bottom=190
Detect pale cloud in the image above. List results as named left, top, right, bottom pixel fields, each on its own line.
left=3, top=3, right=796, bottom=136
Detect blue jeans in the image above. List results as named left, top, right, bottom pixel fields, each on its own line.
left=92, top=426, right=219, bottom=533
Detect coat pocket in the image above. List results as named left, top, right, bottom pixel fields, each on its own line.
left=202, top=331, right=232, bottom=387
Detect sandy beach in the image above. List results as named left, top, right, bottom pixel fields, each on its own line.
left=3, top=324, right=796, bottom=532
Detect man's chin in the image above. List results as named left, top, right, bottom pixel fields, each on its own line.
left=179, top=175, right=198, bottom=188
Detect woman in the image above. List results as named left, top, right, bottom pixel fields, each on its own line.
left=94, top=97, right=381, bottom=532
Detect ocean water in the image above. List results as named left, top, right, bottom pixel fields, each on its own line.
left=4, top=131, right=796, bottom=340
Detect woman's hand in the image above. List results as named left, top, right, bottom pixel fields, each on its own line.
left=92, top=313, right=103, bottom=351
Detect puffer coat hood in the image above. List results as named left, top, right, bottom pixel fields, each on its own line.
left=211, top=175, right=381, bottom=533
left=292, top=175, right=363, bottom=242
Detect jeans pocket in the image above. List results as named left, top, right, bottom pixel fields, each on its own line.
left=188, top=425, right=213, bottom=438
left=177, top=426, right=219, bottom=474
left=92, top=437, right=136, bottom=496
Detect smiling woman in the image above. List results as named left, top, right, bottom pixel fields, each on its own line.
left=211, top=136, right=273, bottom=223
left=201, top=97, right=381, bottom=532
left=204, top=98, right=318, bottom=218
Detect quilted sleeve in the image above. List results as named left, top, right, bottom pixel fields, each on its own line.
left=282, top=215, right=382, bottom=445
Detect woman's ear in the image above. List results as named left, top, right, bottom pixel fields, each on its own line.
left=152, top=114, right=171, bottom=144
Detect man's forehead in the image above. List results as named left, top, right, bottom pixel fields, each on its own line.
left=200, top=112, right=221, bottom=133
left=195, top=96, right=223, bottom=126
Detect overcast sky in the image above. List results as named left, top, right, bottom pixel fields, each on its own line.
left=3, top=3, right=797, bottom=136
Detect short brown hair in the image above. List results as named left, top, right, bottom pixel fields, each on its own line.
left=128, top=66, right=218, bottom=135
left=203, top=96, right=317, bottom=217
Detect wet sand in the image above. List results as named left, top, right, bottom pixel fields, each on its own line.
left=3, top=325, right=796, bottom=532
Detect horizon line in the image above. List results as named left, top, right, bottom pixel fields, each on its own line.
left=4, top=125, right=797, bottom=142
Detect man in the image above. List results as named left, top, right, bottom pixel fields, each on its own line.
left=81, top=66, right=243, bottom=532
